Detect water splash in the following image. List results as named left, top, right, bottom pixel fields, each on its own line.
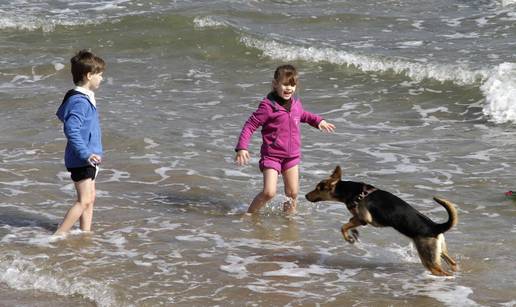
left=481, top=62, right=516, bottom=123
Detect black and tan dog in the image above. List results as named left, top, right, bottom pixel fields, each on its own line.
left=305, top=166, right=459, bottom=276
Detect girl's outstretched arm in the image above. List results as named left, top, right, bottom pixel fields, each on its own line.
left=300, top=109, right=335, bottom=132
left=318, top=120, right=336, bottom=133
left=235, top=101, right=270, bottom=152
left=235, top=149, right=250, bottom=166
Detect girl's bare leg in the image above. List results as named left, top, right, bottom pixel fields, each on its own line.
left=282, top=165, right=299, bottom=214
left=247, top=169, right=278, bottom=213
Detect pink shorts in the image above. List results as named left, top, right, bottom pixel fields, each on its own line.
left=259, top=156, right=301, bottom=174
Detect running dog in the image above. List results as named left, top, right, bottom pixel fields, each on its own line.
left=305, top=166, right=459, bottom=276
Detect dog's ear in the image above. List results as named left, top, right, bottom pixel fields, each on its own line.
left=330, top=165, right=342, bottom=185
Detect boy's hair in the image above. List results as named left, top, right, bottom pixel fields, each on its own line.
left=70, top=49, right=106, bottom=85
left=274, top=64, right=298, bottom=86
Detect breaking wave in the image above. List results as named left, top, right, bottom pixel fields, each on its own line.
left=0, top=254, right=124, bottom=307
left=481, top=62, right=516, bottom=124
left=240, top=36, right=488, bottom=85
left=238, top=36, right=516, bottom=124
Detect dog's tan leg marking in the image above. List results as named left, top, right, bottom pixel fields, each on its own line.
left=439, top=234, right=458, bottom=272
left=414, top=236, right=452, bottom=276
left=442, top=252, right=458, bottom=272
left=341, top=216, right=363, bottom=244
left=429, top=266, right=452, bottom=276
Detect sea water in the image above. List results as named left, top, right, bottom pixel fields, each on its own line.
left=1, top=1, right=515, bottom=306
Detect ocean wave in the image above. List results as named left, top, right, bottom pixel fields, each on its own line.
left=193, top=16, right=228, bottom=29
left=0, top=13, right=107, bottom=32
left=481, top=62, right=516, bottom=123
left=0, top=254, right=123, bottom=307
left=499, top=0, right=516, bottom=6
left=239, top=36, right=489, bottom=85
left=0, top=1, right=133, bottom=32
left=239, top=36, right=516, bottom=124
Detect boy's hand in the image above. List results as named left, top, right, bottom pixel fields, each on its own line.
left=235, top=150, right=250, bottom=166
left=88, top=154, right=102, bottom=166
left=318, top=120, right=335, bottom=133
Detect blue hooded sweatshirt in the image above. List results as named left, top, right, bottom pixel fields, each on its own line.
left=56, top=89, right=103, bottom=168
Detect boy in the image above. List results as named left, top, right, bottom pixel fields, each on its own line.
left=54, top=49, right=105, bottom=236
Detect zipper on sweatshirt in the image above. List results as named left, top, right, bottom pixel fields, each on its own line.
left=288, top=112, right=292, bottom=156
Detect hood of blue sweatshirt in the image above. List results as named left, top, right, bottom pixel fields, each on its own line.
left=56, top=89, right=103, bottom=168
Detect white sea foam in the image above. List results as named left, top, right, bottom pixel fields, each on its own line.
left=412, top=105, right=451, bottom=121
left=0, top=255, right=122, bottom=307
left=397, top=40, right=424, bottom=48
left=1, top=228, right=57, bottom=247
left=98, top=168, right=131, bottom=182
left=96, top=232, right=139, bottom=258
left=220, top=254, right=261, bottom=279
left=263, top=262, right=335, bottom=278
left=239, top=36, right=489, bottom=85
left=0, top=1, right=131, bottom=32
left=187, top=69, right=213, bottom=79
left=458, top=148, right=497, bottom=161
left=246, top=284, right=324, bottom=299
left=385, top=243, right=420, bottom=263
left=53, top=62, right=65, bottom=71
left=0, top=14, right=104, bottom=32
left=441, top=32, right=479, bottom=39
left=406, top=280, right=478, bottom=306
left=175, top=235, right=209, bottom=242
left=499, top=0, right=516, bottom=6
left=144, top=137, right=159, bottom=149
left=481, top=62, right=516, bottom=123
left=88, top=0, right=131, bottom=11
left=193, top=16, right=228, bottom=29
left=224, top=169, right=253, bottom=177
left=0, top=188, right=27, bottom=197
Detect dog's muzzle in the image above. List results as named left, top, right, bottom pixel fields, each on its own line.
left=305, top=192, right=320, bottom=202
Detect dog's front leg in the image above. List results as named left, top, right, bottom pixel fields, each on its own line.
left=341, top=216, right=363, bottom=243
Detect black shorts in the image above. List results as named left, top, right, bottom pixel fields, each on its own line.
left=67, top=165, right=98, bottom=182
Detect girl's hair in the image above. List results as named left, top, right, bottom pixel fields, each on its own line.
left=71, top=49, right=106, bottom=85
left=274, top=64, right=298, bottom=86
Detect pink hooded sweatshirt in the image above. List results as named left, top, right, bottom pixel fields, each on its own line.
left=235, top=94, right=323, bottom=158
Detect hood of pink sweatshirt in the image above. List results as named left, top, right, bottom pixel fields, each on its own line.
left=236, top=94, right=322, bottom=158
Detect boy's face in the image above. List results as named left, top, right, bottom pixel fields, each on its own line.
left=86, top=72, right=104, bottom=90
left=273, top=79, right=296, bottom=101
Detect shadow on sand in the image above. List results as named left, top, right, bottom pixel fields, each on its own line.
left=0, top=210, right=57, bottom=233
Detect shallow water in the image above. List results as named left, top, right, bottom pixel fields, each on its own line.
left=1, top=1, right=516, bottom=306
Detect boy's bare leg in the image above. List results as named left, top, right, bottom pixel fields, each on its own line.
left=282, top=165, right=299, bottom=214
left=54, top=179, right=95, bottom=236
left=247, top=169, right=278, bottom=213
left=80, top=180, right=96, bottom=232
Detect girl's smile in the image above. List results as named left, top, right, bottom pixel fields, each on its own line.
left=274, top=81, right=296, bottom=100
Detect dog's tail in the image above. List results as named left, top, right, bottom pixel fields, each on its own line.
left=432, top=197, right=458, bottom=234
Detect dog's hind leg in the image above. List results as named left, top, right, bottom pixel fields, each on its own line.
left=414, top=237, right=452, bottom=276
left=440, top=236, right=458, bottom=272
left=442, top=252, right=458, bottom=272
left=341, top=216, right=363, bottom=244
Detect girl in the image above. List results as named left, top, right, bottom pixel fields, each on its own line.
left=235, top=64, right=335, bottom=214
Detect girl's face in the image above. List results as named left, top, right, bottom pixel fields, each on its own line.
left=273, top=79, right=296, bottom=100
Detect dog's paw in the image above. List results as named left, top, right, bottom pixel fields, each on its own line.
left=351, top=229, right=359, bottom=241
left=343, top=233, right=356, bottom=244
left=345, top=237, right=355, bottom=244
